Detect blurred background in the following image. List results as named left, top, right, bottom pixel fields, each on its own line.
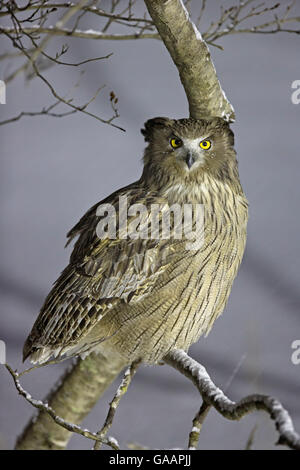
left=0, top=0, right=299, bottom=450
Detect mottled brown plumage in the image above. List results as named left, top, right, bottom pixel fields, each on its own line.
left=23, top=117, right=248, bottom=364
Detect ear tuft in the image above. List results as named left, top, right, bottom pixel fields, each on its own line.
left=141, top=117, right=172, bottom=142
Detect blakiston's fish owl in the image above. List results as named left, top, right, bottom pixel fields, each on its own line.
left=23, top=117, right=248, bottom=364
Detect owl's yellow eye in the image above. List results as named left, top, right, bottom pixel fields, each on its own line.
left=199, top=140, right=211, bottom=150
left=170, top=137, right=182, bottom=149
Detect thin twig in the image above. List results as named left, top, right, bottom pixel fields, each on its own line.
left=188, top=401, right=211, bottom=450
left=93, top=359, right=141, bottom=450
left=5, top=363, right=119, bottom=449
left=0, top=2, right=153, bottom=23
left=245, top=424, right=258, bottom=450
left=2, top=30, right=125, bottom=131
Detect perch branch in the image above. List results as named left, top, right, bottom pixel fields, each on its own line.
left=5, top=363, right=119, bottom=450
left=187, top=353, right=246, bottom=449
left=14, top=352, right=127, bottom=450
left=164, top=350, right=300, bottom=450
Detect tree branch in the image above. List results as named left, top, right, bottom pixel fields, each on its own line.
left=188, top=401, right=211, bottom=450
left=0, top=25, right=159, bottom=40
left=0, top=99, right=77, bottom=126
left=0, top=2, right=153, bottom=24
left=164, top=350, right=300, bottom=450
left=5, top=363, right=120, bottom=450
left=93, top=360, right=141, bottom=450
left=144, top=0, right=235, bottom=121
left=14, top=352, right=127, bottom=450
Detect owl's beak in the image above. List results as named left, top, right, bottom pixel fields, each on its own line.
left=185, top=151, right=195, bottom=169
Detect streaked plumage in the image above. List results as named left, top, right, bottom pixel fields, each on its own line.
left=23, top=117, right=248, bottom=364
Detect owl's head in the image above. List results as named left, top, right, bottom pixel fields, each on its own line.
left=141, top=117, right=236, bottom=184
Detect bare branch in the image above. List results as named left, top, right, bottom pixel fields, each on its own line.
left=0, top=0, right=125, bottom=130
left=5, top=363, right=119, bottom=450
left=187, top=353, right=246, bottom=449
left=0, top=100, right=77, bottom=126
left=94, top=360, right=141, bottom=450
left=3, top=0, right=91, bottom=81
left=201, top=1, right=300, bottom=44
left=0, top=25, right=159, bottom=40
left=144, top=0, right=235, bottom=121
left=36, top=50, right=113, bottom=69
left=164, top=350, right=300, bottom=450
left=2, top=29, right=124, bottom=130
left=245, top=424, right=258, bottom=450
left=14, top=352, right=127, bottom=450
left=188, top=401, right=211, bottom=450
left=0, top=2, right=153, bottom=24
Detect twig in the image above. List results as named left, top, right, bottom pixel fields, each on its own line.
left=0, top=100, right=77, bottom=126
left=2, top=30, right=125, bottom=131
left=15, top=352, right=127, bottom=450
left=93, top=360, right=141, bottom=450
left=245, top=424, right=258, bottom=450
left=0, top=2, right=153, bottom=24
left=5, top=363, right=119, bottom=449
left=3, top=0, right=91, bottom=83
left=202, top=1, right=300, bottom=44
left=188, top=401, right=211, bottom=450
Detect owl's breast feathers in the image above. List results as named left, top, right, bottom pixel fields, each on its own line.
left=24, top=174, right=248, bottom=364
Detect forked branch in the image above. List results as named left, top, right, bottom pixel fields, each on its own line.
left=164, top=350, right=300, bottom=450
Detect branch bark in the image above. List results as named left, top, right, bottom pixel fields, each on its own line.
left=0, top=25, right=159, bottom=41
left=15, top=353, right=126, bottom=450
left=164, top=350, right=300, bottom=450
left=144, top=0, right=235, bottom=121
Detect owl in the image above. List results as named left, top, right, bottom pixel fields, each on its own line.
left=23, top=117, right=248, bottom=365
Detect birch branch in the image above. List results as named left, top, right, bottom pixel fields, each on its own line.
left=0, top=25, right=159, bottom=41
left=164, top=350, right=300, bottom=450
left=144, top=0, right=235, bottom=121
left=14, top=352, right=127, bottom=450
left=5, top=363, right=119, bottom=450
left=93, top=360, right=141, bottom=450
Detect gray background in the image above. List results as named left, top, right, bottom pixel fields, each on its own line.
left=0, top=0, right=299, bottom=450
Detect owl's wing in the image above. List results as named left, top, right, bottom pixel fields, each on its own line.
left=24, top=183, right=182, bottom=361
